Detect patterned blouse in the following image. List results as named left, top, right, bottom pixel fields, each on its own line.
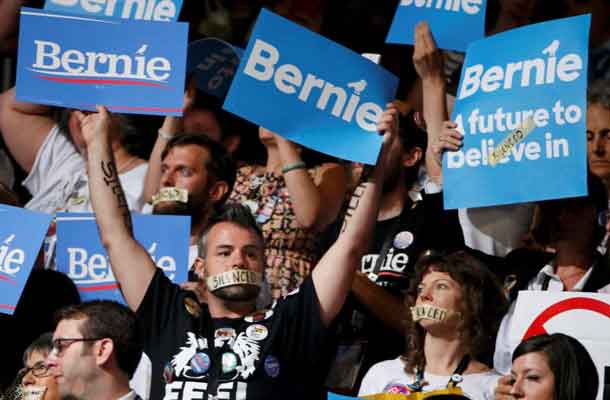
left=229, top=165, right=323, bottom=299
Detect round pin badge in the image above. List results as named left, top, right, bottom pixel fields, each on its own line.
left=222, top=352, right=239, bottom=373
left=189, top=352, right=211, bottom=376
left=393, top=231, right=414, bottom=249
left=450, top=373, right=464, bottom=384
left=163, top=362, right=174, bottom=383
left=264, top=355, right=280, bottom=378
left=246, top=324, right=269, bottom=340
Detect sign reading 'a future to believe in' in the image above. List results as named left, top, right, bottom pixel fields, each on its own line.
left=444, top=15, right=590, bottom=209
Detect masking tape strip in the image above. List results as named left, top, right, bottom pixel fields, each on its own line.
left=21, top=387, right=47, bottom=400
left=206, top=269, right=262, bottom=291
left=410, top=304, right=461, bottom=322
left=151, top=187, right=188, bottom=206
left=489, top=117, right=536, bottom=167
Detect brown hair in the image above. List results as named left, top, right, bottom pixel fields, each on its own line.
left=402, top=251, right=508, bottom=374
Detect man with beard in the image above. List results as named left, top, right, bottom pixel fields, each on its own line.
left=81, top=102, right=398, bottom=400
left=325, top=23, right=463, bottom=394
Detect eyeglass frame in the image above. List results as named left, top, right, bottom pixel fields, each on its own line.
left=19, top=361, right=52, bottom=379
left=50, top=337, right=106, bottom=357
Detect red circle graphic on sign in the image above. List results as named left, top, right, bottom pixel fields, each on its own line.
left=523, top=297, right=610, bottom=340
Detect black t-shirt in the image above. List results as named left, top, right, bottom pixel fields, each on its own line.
left=137, top=270, right=328, bottom=400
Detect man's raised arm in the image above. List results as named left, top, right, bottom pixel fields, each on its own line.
left=312, top=103, right=398, bottom=327
left=80, top=106, right=156, bottom=311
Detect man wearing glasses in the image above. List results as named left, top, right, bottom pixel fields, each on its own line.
left=45, top=301, right=143, bottom=400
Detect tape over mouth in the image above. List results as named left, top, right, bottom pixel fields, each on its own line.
left=21, top=387, right=47, bottom=400
left=410, top=304, right=462, bottom=322
left=206, top=269, right=262, bottom=291
left=151, top=187, right=188, bottom=206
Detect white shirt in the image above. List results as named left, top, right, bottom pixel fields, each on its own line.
left=493, top=262, right=598, bottom=374
left=458, top=204, right=534, bottom=257
left=359, top=357, right=499, bottom=400
left=23, top=125, right=147, bottom=268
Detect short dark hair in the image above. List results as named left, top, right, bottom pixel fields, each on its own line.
left=23, top=332, right=53, bottom=365
left=55, top=301, right=142, bottom=379
left=512, top=333, right=598, bottom=400
left=200, top=203, right=264, bottom=258
left=588, top=79, right=610, bottom=109
left=403, top=251, right=509, bottom=373
left=161, top=133, right=236, bottom=204
left=398, top=110, right=428, bottom=154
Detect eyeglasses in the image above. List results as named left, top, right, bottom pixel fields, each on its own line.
left=19, top=362, right=51, bottom=379
left=50, top=337, right=105, bottom=357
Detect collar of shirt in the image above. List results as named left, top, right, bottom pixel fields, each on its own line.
left=529, top=262, right=594, bottom=292
left=117, top=390, right=138, bottom=400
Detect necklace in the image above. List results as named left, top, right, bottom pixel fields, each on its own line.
left=407, top=354, right=471, bottom=392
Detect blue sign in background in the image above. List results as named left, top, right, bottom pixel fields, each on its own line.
left=56, top=213, right=190, bottom=303
left=0, top=205, right=52, bottom=315
left=386, top=0, right=487, bottom=51
left=224, top=9, right=398, bottom=165
left=44, top=0, right=183, bottom=21
left=187, top=38, right=243, bottom=99
left=444, top=15, right=590, bottom=209
left=16, top=8, right=188, bottom=116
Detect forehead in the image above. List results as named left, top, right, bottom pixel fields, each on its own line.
left=513, top=351, right=551, bottom=371
left=206, top=222, right=263, bottom=249
left=587, top=103, right=610, bottom=126
left=54, top=318, right=85, bottom=338
left=26, top=349, right=48, bottom=366
left=420, top=270, right=456, bottom=284
left=163, top=144, right=211, bottom=168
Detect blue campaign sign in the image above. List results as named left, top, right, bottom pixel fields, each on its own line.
left=187, top=38, right=243, bottom=99
left=0, top=205, right=52, bottom=315
left=44, top=0, right=183, bottom=21
left=223, top=9, right=398, bottom=165
left=16, top=8, right=188, bottom=116
left=55, top=213, right=190, bottom=303
left=386, top=0, right=487, bottom=51
left=444, top=15, right=591, bottom=209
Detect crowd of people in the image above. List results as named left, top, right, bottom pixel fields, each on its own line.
left=1, top=0, right=610, bottom=399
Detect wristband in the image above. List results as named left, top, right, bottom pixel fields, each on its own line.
left=158, top=130, right=174, bottom=140
left=281, top=162, right=306, bottom=174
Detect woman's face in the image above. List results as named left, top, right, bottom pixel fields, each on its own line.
left=415, top=270, right=463, bottom=329
left=21, top=349, right=59, bottom=400
left=510, top=351, right=555, bottom=400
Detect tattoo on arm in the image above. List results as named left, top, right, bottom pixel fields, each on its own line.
left=101, top=160, right=133, bottom=232
left=341, top=183, right=365, bottom=233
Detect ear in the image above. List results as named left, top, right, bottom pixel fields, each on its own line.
left=222, top=134, right=241, bottom=155
left=95, top=338, right=114, bottom=367
left=193, top=257, right=206, bottom=281
left=208, top=180, right=230, bottom=204
left=402, top=146, right=423, bottom=168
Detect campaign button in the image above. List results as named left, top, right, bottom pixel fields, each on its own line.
left=190, top=352, right=211, bottom=376
left=393, top=231, right=413, bottom=249
left=246, top=324, right=268, bottom=340
left=222, top=352, right=238, bottom=373
left=163, top=362, right=174, bottom=383
left=264, top=355, right=280, bottom=378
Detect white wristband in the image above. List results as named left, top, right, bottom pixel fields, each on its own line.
left=158, top=130, right=174, bottom=140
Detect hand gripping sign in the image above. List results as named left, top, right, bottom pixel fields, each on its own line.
left=443, top=15, right=590, bottom=209
left=386, top=0, right=487, bottom=51
left=55, top=212, right=190, bottom=303
left=16, top=8, right=188, bottom=116
left=509, top=291, right=610, bottom=400
left=44, top=0, right=184, bottom=21
left=0, top=205, right=53, bottom=315
left=223, top=9, right=398, bottom=165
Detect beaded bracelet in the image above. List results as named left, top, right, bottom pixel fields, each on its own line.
left=281, top=161, right=307, bottom=174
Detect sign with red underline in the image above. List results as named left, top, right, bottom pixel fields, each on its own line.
left=16, top=8, right=188, bottom=116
